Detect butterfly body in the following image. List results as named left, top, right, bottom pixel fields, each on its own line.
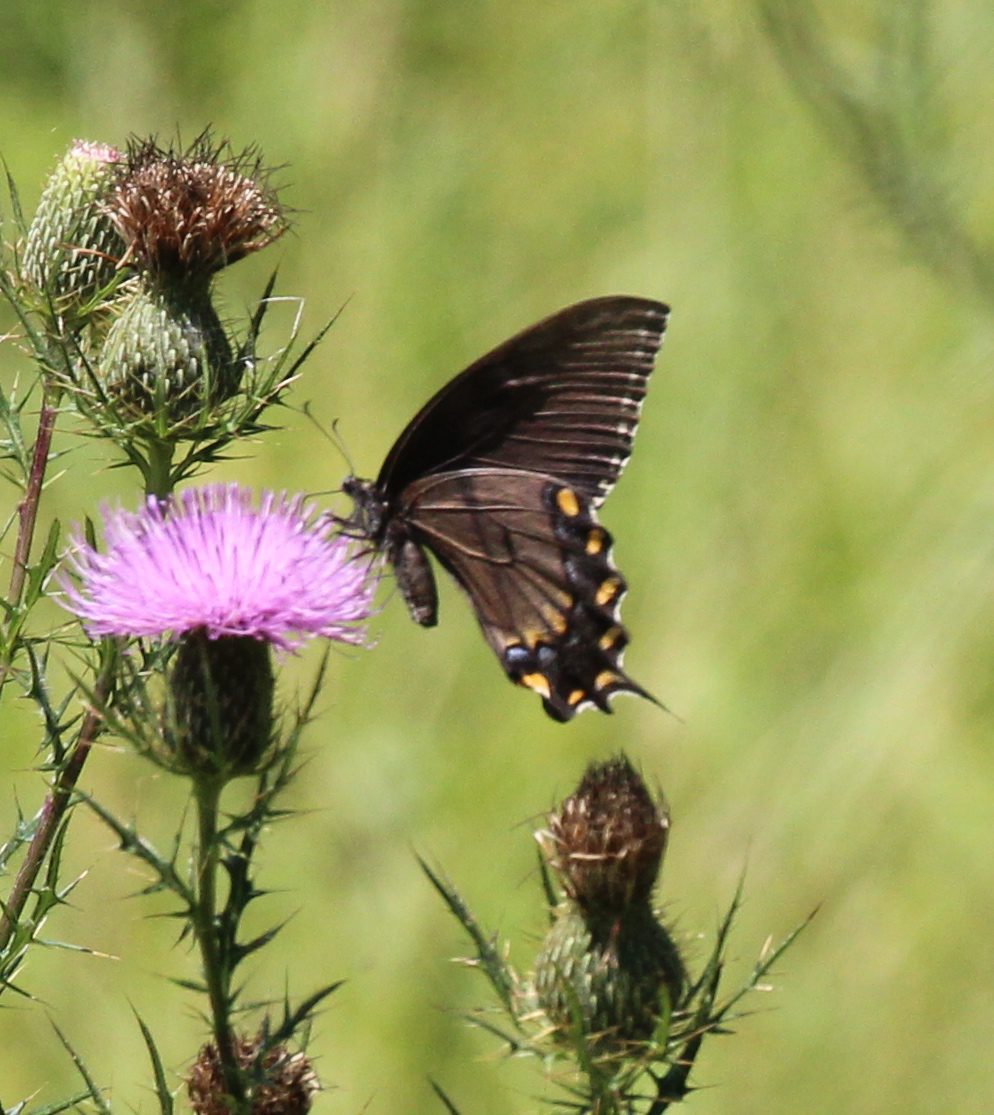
left=343, top=474, right=439, bottom=626
left=346, top=296, right=668, bottom=721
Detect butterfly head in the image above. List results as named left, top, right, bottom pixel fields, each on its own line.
left=342, top=475, right=388, bottom=543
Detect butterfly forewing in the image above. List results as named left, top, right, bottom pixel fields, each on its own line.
left=377, top=297, right=667, bottom=507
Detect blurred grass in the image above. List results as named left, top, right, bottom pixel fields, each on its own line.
left=2, top=1, right=994, bottom=1112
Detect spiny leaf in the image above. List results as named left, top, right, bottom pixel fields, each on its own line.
left=463, top=1010, right=537, bottom=1055
left=81, top=792, right=195, bottom=906
left=14, top=1091, right=96, bottom=1115
left=429, top=1078, right=464, bottom=1114
left=418, top=855, right=517, bottom=1014
left=3, top=157, right=28, bottom=234
left=231, top=917, right=291, bottom=963
left=22, top=517, right=62, bottom=609
left=0, top=804, right=35, bottom=870
left=269, top=981, right=345, bottom=1046
left=51, top=1021, right=111, bottom=1115
left=133, top=1005, right=175, bottom=1115
left=171, top=976, right=209, bottom=996
left=711, top=905, right=818, bottom=1024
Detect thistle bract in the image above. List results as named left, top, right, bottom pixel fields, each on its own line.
left=187, top=1031, right=319, bottom=1115
left=169, top=629, right=276, bottom=777
left=535, top=902, right=683, bottom=1051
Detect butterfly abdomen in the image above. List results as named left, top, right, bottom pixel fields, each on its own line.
left=390, top=534, right=439, bottom=627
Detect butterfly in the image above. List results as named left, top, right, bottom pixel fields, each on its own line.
left=344, top=295, right=668, bottom=721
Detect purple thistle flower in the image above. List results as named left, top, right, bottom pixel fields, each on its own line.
left=61, top=484, right=375, bottom=651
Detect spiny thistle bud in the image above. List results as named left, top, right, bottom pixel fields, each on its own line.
left=538, top=753, right=668, bottom=913
left=533, top=755, right=685, bottom=1053
left=107, top=132, right=288, bottom=280
left=91, top=133, right=285, bottom=424
left=168, top=630, right=276, bottom=779
left=535, top=902, right=684, bottom=1050
left=22, top=139, right=124, bottom=321
left=97, top=279, right=236, bottom=423
left=187, top=1033, right=319, bottom=1115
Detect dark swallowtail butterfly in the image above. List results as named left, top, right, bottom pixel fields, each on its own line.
left=344, top=295, right=668, bottom=721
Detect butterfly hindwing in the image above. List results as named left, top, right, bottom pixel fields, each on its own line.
left=398, top=469, right=654, bottom=721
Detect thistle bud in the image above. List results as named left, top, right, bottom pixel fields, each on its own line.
left=187, top=1032, right=319, bottom=1115
left=88, top=133, right=285, bottom=428
left=533, top=755, right=685, bottom=1052
left=538, top=753, right=669, bottom=913
left=98, top=280, right=236, bottom=423
left=535, top=901, right=683, bottom=1049
left=168, top=630, right=276, bottom=779
left=22, top=140, right=124, bottom=321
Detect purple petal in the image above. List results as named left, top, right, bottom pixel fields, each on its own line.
left=60, top=484, right=377, bottom=650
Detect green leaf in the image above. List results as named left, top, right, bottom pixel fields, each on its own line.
left=22, top=518, right=62, bottom=608
left=418, top=855, right=518, bottom=1015
left=268, top=981, right=345, bottom=1047
left=16, top=1090, right=97, bottom=1115
left=81, top=792, right=195, bottom=908
left=429, top=1078, right=464, bottom=1114
left=133, top=1005, right=175, bottom=1115
left=50, top=1021, right=111, bottom=1115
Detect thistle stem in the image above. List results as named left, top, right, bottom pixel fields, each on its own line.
left=7, top=389, right=58, bottom=607
left=144, top=437, right=175, bottom=500
left=192, top=774, right=245, bottom=1109
left=0, top=376, right=106, bottom=955
left=0, top=665, right=111, bottom=955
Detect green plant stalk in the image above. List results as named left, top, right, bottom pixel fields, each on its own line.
left=192, top=774, right=245, bottom=1109
left=0, top=666, right=111, bottom=955
left=143, top=437, right=176, bottom=501
left=0, top=369, right=106, bottom=957
left=7, top=388, right=58, bottom=607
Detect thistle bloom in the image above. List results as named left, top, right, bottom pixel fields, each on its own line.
left=61, top=483, right=374, bottom=650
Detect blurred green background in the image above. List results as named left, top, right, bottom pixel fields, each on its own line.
left=2, top=2, right=993, bottom=1112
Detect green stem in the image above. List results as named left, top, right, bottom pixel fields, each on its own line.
left=7, top=385, right=59, bottom=607
left=0, top=659, right=113, bottom=955
left=144, top=437, right=175, bottom=500
left=192, top=774, right=245, bottom=1109
left=1, top=357, right=64, bottom=694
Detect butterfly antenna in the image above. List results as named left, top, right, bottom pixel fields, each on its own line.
left=301, top=403, right=357, bottom=488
